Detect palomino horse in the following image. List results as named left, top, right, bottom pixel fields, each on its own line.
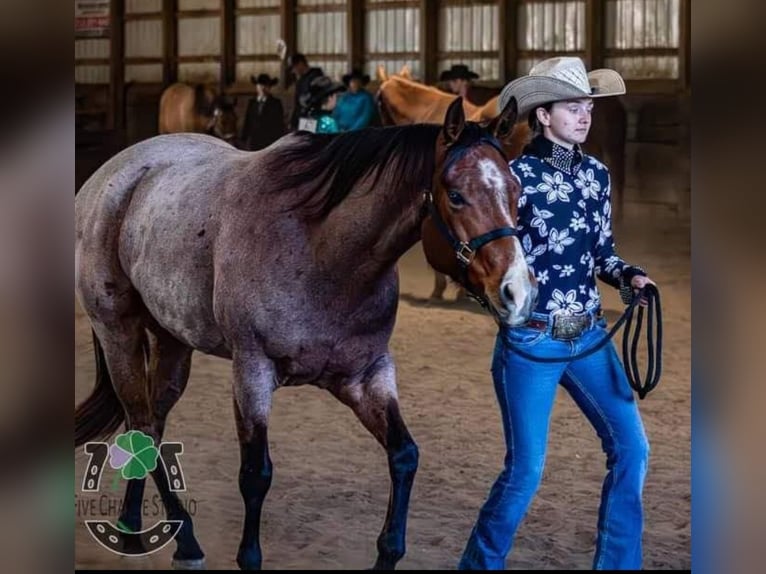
left=75, top=97, right=536, bottom=570
left=158, top=82, right=238, bottom=144
left=377, top=72, right=627, bottom=300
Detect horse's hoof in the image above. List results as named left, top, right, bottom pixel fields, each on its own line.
left=429, top=292, right=444, bottom=301
left=172, top=558, right=206, bottom=570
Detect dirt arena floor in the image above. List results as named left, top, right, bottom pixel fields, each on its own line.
left=75, top=203, right=690, bottom=570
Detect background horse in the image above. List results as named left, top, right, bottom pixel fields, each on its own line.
left=377, top=72, right=627, bottom=300
left=158, top=82, right=238, bottom=144
left=74, top=97, right=535, bottom=569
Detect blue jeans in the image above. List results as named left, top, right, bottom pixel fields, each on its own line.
left=459, top=313, right=650, bottom=570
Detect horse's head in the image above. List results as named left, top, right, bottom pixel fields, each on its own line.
left=421, top=96, right=537, bottom=326
left=210, top=96, right=238, bottom=143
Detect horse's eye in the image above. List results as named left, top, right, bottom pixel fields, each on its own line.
left=447, top=191, right=466, bottom=206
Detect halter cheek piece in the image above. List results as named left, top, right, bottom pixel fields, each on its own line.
left=424, top=134, right=518, bottom=310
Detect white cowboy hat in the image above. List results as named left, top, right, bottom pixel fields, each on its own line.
left=498, top=56, right=625, bottom=118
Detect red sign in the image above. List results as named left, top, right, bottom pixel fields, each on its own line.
left=75, top=1, right=110, bottom=38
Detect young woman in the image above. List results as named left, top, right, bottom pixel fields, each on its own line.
left=458, top=57, right=657, bottom=570
left=299, top=75, right=345, bottom=134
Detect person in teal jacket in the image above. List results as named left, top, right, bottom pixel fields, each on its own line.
left=299, top=75, right=346, bottom=134
left=333, top=68, right=376, bottom=131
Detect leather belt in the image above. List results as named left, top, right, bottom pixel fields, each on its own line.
left=525, top=310, right=603, bottom=341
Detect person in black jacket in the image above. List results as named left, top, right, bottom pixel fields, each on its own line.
left=240, top=74, right=286, bottom=151
left=284, top=53, right=324, bottom=131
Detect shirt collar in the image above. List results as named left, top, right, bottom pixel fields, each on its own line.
left=523, top=134, right=583, bottom=174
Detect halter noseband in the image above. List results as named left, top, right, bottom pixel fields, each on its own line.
left=424, top=134, right=518, bottom=310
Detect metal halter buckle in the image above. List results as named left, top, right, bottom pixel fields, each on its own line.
left=456, top=242, right=474, bottom=266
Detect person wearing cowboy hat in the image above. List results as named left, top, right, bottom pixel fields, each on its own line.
left=298, top=75, right=346, bottom=134
left=333, top=68, right=377, bottom=131
left=239, top=73, right=286, bottom=151
left=458, top=57, right=657, bottom=571
left=439, top=63, right=480, bottom=102
left=280, top=50, right=324, bottom=131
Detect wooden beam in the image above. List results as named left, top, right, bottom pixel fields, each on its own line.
left=222, top=0, right=236, bottom=89
left=679, top=0, right=690, bottom=91
left=421, top=0, right=438, bottom=83
left=280, top=0, right=297, bottom=88
left=109, top=0, right=125, bottom=130
left=296, top=3, right=347, bottom=13
left=499, top=1, right=518, bottom=83
left=162, top=0, right=178, bottom=85
left=348, top=0, right=364, bottom=73
left=585, top=0, right=604, bottom=69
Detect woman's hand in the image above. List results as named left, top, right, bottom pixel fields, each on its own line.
left=631, top=275, right=657, bottom=306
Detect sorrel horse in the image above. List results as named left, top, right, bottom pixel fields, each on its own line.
left=74, top=97, right=536, bottom=569
left=377, top=73, right=627, bottom=300
left=158, top=82, right=238, bottom=143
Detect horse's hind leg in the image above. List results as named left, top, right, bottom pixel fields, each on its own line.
left=93, top=317, right=204, bottom=567
left=430, top=271, right=448, bottom=300
left=231, top=350, right=275, bottom=570
left=330, top=354, right=419, bottom=570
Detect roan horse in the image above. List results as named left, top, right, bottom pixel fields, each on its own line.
left=158, top=82, right=238, bottom=144
left=377, top=71, right=627, bottom=300
left=74, top=97, right=536, bottom=569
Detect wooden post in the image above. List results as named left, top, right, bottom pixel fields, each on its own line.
left=679, top=0, right=690, bottom=92
left=348, top=0, right=364, bottom=73
left=280, top=0, right=297, bottom=88
left=421, top=0, right=438, bottom=83
left=162, top=0, right=178, bottom=86
left=222, top=0, right=236, bottom=89
left=109, top=0, right=125, bottom=130
left=585, top=0, right=604, bottom=70
left=499, top=0, right=518, bottom=83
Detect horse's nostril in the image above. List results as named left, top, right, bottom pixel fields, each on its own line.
left=503, top=284, right=514, bottom=304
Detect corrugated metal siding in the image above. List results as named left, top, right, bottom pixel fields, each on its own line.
left=366, top=8, right=419, bottom=53
left=437, top=58, right=499, bottom=82
left=438, top=5, right=498, bottom=52
left=178, top=17, right=221, bottom=55
left=75, top=39, right=110, bottom=59
left=178, top=62, right=221, bottom=82
left=125, top=63, right=163, bottom=82
left=237, top=14, right=280, bottom=55
left=236, top=61, right=282, bottom=83
left=605, top=0, right=679, bottom=78
left=238, top=0, right=280, bottom=7
left=309, top=61, right=347, bottom=80
left=518, top=1, right=585, bottom=51
left=179, top=0, right=220, bottom=10
left=126, top=0, right=162, bottom=13
left=125, top=19, right=163, bottom=58
left=75, top=66, right=110, bottom=84
left=296, top=12, right=347, bottom=54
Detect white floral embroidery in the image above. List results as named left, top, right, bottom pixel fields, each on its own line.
left=585, top=287, right=601, bottom=311
left=559, top=264, right=575, bottom=277
left=518, top=194, right=528, bottom=209
left=548, top=227, right=576, bottom=255
left=536, top=269, right=549, bottom=285
left=517, top=162, right=535, bottom=177
left=570, top=213, right=587, bottom=232
left=522, top=233, right=547, bottom=265
left=579, top=283, right=587, bottom=295
left=575, top=168, right=601, bottom=200
left=546, top=289, right=584, bottom=313
left=536, top=171, right=573, bottom=204
left=577, top=199, right=587, bottom=210
left=588, top=156, right=606, bottom=171
left=580, top=252, right=595, bottom=276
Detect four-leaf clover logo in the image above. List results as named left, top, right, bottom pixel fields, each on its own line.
left=108, top=430, right=159, bottom=480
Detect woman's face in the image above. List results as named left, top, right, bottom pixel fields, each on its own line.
left=324, top=93, right=338, bottom=111
left=537, top=98, right=594, bottom=147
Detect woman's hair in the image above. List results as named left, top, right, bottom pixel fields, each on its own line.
left=527, top=102, right=555, bottom=134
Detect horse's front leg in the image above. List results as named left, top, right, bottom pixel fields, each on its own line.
left=231, top=349, right=276, bottom=570
left=330, top=354, right=420, bottom=570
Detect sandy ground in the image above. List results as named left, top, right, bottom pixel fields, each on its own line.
left=74, top=203, right=690, bottom=570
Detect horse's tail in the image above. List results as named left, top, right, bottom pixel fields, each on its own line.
left=74, top=330, right=126, bottom=447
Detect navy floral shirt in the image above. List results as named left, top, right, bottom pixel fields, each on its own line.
left=509, top=135, right=645, bottom=316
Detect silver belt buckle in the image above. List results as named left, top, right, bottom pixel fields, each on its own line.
left=551, top=313, right=587, bottom=340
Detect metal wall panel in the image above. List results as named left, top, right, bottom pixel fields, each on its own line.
left=237, top=14, right=280, bottom=54
left=603, top=55, right=677, bottom=78
left=75, top=65, right=110, bottom=84
left=366, top=8, right=419, bottom=53
left=126, top=0, right=162, bottom=12
left=236, top=60, right=282, bottom=82
left=437, top=58, right=499, bottom=81
left=438, top=5, right=498, bottom=52
left=179, top=0, right=221, bottom=10
left=178, top=17, right=221, bottom=55
left=296, top=12, right=347, bottom=54
left=309, top=60, right=348, bottom=80
left=606, top=0, right=679, bottom=48
left=238, top=0, right=280, bottom=7
left=75, top=39, right=110, bottom=59
left=518, top=1, right=585, bottom=51
left=125, top=19, right=163, bottom=58
left=125, top=63, right=164, bottom=82
left=178, top=62, right=221, bottom=82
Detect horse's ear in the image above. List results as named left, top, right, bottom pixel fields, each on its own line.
left=443, top=97, right=465, bottom=146
left=489, top=95, right=518, bottom=143
left=377, top=64, right=387, bottom=82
